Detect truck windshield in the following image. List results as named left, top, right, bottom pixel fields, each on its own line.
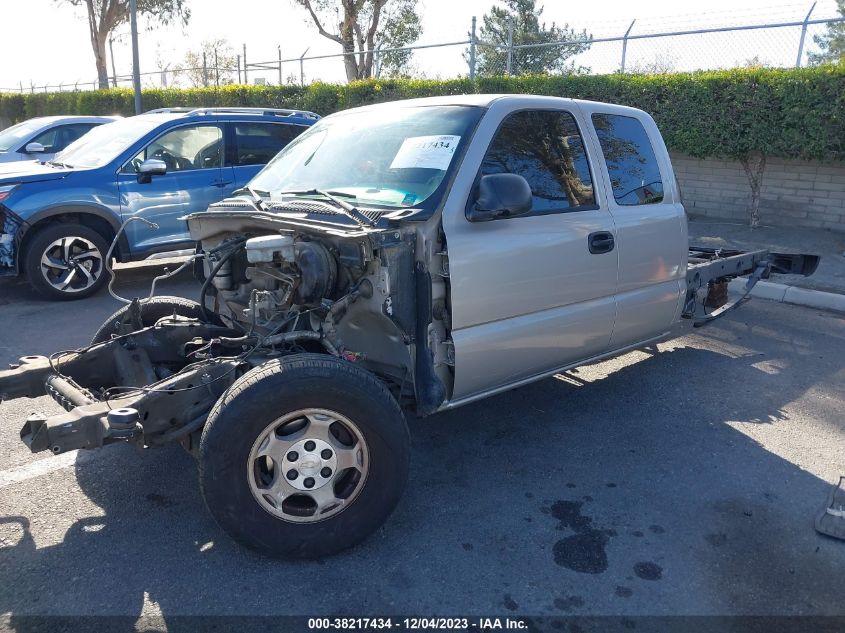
left=250, top=105, right=484, bottom=211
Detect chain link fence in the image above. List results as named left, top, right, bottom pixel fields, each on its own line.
left=3, top=6, right=843, bottom=93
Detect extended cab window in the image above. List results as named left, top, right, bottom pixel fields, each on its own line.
left=480, top=110, right=595, bottom=216
left=592, top=114, right=664, bottom=206
left=234, top=123, right=302, bottom=166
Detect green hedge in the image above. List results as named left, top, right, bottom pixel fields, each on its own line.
left=2, top=66, right=844, bottom=162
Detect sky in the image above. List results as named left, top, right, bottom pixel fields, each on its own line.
left=0, top=0, right=841, bottom=91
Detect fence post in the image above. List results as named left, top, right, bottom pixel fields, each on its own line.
left=215, top=50, right=220, bottom=87
left=299, top=47, right=310, bottom=86
left=506, top=15, right=514, bottom=75
left=278, top=46, right=283, bottom=85
left=469, top=16, right=477, bottom=80
left=237, top=55, right=242, bottom=84
left=243, top=43, right=248, bottom=84
left=203, top=51, right=209, bottom=87
left=109, top=35, right=118, bottom=88
left=796, top=1, right=817, bottom=67
left=374, top=42, right=384, bottom=78
left=620, top=19, right=636, bottom=72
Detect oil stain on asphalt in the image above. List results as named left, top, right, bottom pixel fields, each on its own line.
left=547, top=500, right=613, bottom=574
left=633, top=561, right=663, bottom=580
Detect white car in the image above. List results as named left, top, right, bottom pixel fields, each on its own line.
left=0, top=115, right=119, bottom=163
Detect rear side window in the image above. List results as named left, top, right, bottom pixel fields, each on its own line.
left=592, top=113, right=664, bottom=206
left=234, top=123, right=302, bottom=166
left=480, top=110, right=595, bottom=216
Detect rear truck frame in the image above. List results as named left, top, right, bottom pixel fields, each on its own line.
left=0, top=245, right=819, bottom=458
left=682, top=247, right=819, bottom=326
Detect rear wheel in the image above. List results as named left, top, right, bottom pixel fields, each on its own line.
left=90, top=296, right=206, bottom=344
left=199, top=354, right=410, bottom=559
left=24, top=223, right=109, bottom=301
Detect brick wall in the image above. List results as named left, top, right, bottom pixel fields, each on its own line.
left=670, top=152, right=845, bottom=233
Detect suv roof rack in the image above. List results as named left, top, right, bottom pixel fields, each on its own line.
left=145, top=106, right=320, bottom=119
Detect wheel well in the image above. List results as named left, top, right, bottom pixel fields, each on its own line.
left=19, top=213, right=118, bottom=272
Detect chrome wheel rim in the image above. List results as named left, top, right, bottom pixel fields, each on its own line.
left=39, top=236, right=103, bottom=293
left=247, top=408, right=369, bottom=523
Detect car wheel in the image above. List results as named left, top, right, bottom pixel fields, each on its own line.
left=90, top=296, right=207, bottom=344
left=199, top=353, right=410, bottom=559
left=24, top=223, right=109, bottom=301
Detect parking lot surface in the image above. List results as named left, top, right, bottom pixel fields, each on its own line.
left=0, top=269, right=843, bottom=622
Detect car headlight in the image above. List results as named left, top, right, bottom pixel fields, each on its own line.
left=0, top=184, right=19, bottom=204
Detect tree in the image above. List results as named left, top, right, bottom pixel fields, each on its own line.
left=809, top=0, right=845, bottom=65
left=181, top=39, right=239, bottom=87
left=472, top=0, right=590, bottom=76
left=58, top=0, right=190, bottom=89
left=627, top=51, right=677, bottom=75
left=374, top=0, right=422, bottom=78
left=291, top=0, right=423, bottom=82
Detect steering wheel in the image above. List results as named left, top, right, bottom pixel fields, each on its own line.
left=151, top=149, right=179, bottom=171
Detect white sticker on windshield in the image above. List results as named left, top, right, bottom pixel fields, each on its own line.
left=390, top=135, right=461, bottom=171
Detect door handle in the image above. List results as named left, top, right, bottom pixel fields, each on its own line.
left=211, top=180, right=232, bottom=188
left=588, top=231, right=615, bottom=254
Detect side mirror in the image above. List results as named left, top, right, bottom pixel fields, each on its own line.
left=24, top=142, right=45, bottom=154
left=137, top=158, right=167, bottom=184
left=467, top=173, right=533, bottom=222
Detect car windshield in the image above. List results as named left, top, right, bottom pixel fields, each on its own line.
left=0, top=120, right=41, bottom=152
left=250, top=105, right=484, bottom=211
left=53, top=117, right=164, bottom=168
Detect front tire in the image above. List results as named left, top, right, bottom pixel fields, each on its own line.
left=24, top=223, right=110, bottom=301
left=199, top=354, right=410, bottom=559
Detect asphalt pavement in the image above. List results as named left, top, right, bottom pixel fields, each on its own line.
left=0, top=269, right=843, bottom=625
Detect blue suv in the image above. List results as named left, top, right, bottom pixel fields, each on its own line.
left=0, top=107, right=318, bottom=300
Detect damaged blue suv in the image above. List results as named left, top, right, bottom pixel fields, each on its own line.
left=0, top=107, right=318, bottom=300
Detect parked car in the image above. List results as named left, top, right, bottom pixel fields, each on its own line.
left=0, top=115, right=118, bottom=164
left=0, top=107, right=319, bottom=299
left=0, top=95, right=817, bottom=558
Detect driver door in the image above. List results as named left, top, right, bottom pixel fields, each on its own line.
left=118, top=122, right=226, bottom=255
left=442, top=106, right=619, bottom=401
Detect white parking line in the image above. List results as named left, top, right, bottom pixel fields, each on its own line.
left=0, top=450, right=92, bottom=488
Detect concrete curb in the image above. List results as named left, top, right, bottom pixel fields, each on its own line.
left=728, top=279, right=845, bottom=313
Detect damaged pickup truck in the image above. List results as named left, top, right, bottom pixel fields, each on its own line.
left=0, top=95, right=818, bottom=558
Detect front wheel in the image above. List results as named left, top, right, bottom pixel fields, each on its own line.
left=24, top=223, right=110, bottom=300
left=199, top=354, right=410, bottom=559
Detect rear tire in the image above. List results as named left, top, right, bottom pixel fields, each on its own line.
left=91, top=296, right=206, bottom=344
left=24, top=223, right=109, bottom=301
left=199, top=353, right=410, bottom=559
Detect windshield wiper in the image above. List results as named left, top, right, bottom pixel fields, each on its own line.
left=277, top=189, right=375, bottom=227
left=47, top=160, right=73, bottom=169
left=233, top=186, right=269, bottom=212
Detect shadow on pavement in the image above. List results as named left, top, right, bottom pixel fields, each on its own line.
left=0, top=301, right=842, bottom=623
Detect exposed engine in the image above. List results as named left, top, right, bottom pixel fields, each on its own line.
left=207, top=232, right=347, bottom=332
left=197, top=225, right=422, bottom=390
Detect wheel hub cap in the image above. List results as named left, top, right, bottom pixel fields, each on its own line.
left=39, top=236, right=103, bottom=293
left=247, top=408, right=369, bottom=523
left=284, top=437, right=337, bottom=490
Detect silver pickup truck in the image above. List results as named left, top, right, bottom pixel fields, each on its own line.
left=0, top=95, right=818, bottom=558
